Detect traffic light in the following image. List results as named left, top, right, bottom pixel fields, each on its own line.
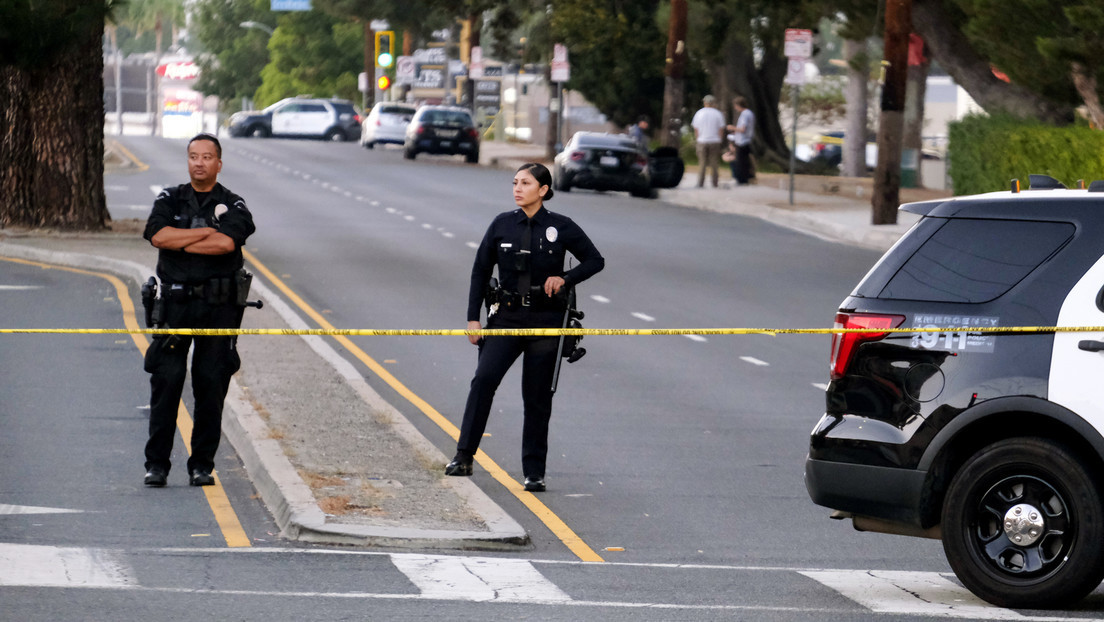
left=377, top=75, right=392, bottom=91
left=375, top=30, right=394, bottom=68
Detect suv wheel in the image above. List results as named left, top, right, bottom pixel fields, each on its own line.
left=403, top=146, right=416, bottom=160
left=325, top=128, right=346, bottom=142
left=249, top=124, right=270, bottom=138
left=942, top=437, right=1104, bottom=608
left=465, top=150, right=479, bottom=164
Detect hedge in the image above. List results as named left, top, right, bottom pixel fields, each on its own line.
left=948, top=114, right=1104, bottom=196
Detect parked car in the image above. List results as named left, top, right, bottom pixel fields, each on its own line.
left=402, top=105, right=480, bottom=163
left=552, top=132, right=653, bottom=198
left=805, top=174, right=1104, bottom=608
left=360, top=102, right=416, bottom=149
left=228, top=97, right=361, bottom=142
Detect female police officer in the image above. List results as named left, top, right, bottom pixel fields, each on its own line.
left=446, top=163, right=604, bottom=492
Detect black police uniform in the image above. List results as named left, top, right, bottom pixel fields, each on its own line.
left=142, top=182, right=255, bottom=479
left=456, top=206, right=604, bottom=480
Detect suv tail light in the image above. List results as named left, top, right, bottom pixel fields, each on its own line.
left=829, top=312, right=905, bottom=380
left=569, top=151, right=586, bottom=162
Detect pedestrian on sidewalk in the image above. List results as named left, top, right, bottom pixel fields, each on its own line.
left=726, top=96, right=756, bottom=185
left=141, top=134, right=256, bottom=488
left=629, top=115, right=650, bottom=150
left=446, top=163, right=604, bottom=493
left=691, top=94, right=726, bottom=188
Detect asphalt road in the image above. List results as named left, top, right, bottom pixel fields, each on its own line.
left=6, top=135, right=1104, bottom=620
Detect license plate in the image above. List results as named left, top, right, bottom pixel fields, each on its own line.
left=599, top=155, right=619, bottom=167
left=440, top=141, right=453, bottom=148
left=437, top=129, right=459, bottom=138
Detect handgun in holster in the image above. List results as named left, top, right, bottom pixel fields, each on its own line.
left=141, top=276, right=164, bottom=328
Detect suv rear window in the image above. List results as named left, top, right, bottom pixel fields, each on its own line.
left=857, top=218, right=1074, bottom=303
left=421, top=110, right=471, bottom=126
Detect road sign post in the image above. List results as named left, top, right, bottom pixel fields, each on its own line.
left=784, top=28, right=813, bottom=206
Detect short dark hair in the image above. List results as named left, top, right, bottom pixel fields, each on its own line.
left=189, top=133, right=222, bottom=159
left=516, top=162, right=554, bottom=201
left=733, top=96, right=749, bottom=109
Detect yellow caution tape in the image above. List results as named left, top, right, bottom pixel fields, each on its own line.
left=1, top=326, right=1103, bottom=336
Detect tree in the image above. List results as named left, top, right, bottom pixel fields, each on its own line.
left=1, top=1, right=116, bottom=230
left=1035, top=3, right=1104, bottom=128
left=549, top=0, right=666, bottom=129
left=688, top=0, right=837, bottom=169
left=192, top=0, right=276, bottom=112
left=911, top=0, right=1073, bottom=124
left=253, top=11, right=365, bottom=106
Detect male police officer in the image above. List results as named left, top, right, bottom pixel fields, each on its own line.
left=142, top=133, right=256, bottom=487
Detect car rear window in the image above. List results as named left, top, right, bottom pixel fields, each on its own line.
left=422, top=111, right=471, bottom=126
left=856, top=218, right=1074, bottom=303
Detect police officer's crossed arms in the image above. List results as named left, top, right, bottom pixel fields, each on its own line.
left=141, top=133, right=256, bottom=488
left=447, top=162, right=604, bottom=493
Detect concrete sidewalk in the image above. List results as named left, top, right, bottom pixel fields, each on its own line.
left=0, top=139, right=949, bottom=551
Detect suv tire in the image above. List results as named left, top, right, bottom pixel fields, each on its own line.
left=403, top=146, right=416, bottom=160
left=325, top=128, right=346, bottom=142
left=941, top=437, right=1104, bottom=608
left=249, top=124, right=270, bottom=138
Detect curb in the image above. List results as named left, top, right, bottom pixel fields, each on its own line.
left=0, top=241, right=530, bottom=550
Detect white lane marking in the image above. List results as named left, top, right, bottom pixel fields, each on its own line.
left=812, top=382, right=829, bottom=391
left=590, top=295, right=610, bottom=303
left=421, top=223, right=432, bottom=229
left=442, top=232, right=454, bottom=238
left=740, top=356, right=769, bottom=366
left=801, top=570, right=1035, bottom=619
left=113, top=205, right=151, bottom=213
left=685, top=335, right=707, bottom=343
left=0, top=503, right=82, bottom=515
left=390, top=553, right=571, bottom=603
left=466, top=242, right=479, bottom=249
left=631, top=312, right=655, bottom=322
left=105, top=185, right=128, bottom=191
left=0, top=285, right=43, bottom=291
left=403, top=215, right=415, bottom=221
left=0, top=544, right=134, bottom=588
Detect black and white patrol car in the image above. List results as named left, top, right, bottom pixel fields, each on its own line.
left=805, top=175, right=1104, bottom=608
left=227, top=96, right=361, bottom=142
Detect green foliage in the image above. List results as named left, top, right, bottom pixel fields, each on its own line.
left=953, top=0, right=1087, bottom=107
left=191, top=0, right=275, bottom=111
left=549, top=0, right=665, bottom=128
left=948, top=114, right=1104, bottom=195
left=254, top=11, right=364, bottom=106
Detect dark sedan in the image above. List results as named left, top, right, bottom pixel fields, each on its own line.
left=553, top=132, right=654, bottom=198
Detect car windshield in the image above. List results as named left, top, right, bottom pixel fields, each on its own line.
left=421, top=110, right=471, bottom=127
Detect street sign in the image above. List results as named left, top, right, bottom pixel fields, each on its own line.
left=271, top=0, right=311, bottom=10
left=784, top=28, right=813, bottom=59
left=784, top=58, right=806, bottom=85
left=396, top=56, right=415, bottom=84
left=551, top=43, right=569, bottom=82
left=470, top=46, right=483, bottom=79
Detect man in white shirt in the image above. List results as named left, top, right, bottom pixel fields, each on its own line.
left=691, top=94, right=726, bottom=188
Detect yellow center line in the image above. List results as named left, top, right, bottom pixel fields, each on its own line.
left=0, top=256, right=251, bottom=548
left=243, top=249, right=605, bottom=562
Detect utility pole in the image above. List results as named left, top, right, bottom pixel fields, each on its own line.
left=364, top=22, right=375, bottom=110
left=660, top=0, right=687, bottom=149
left=871, top=0, right=911, bottom=225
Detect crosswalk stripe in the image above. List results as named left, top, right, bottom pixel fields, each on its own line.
left=0, top=543, right=134, bottom=588
left=800, top=569, right=1030, bottom=619
left=0, top=503, right=82, bottom=515
left=390, top=553, right=572, bottom=603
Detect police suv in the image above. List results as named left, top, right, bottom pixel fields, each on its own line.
left=805, top=175, right=1104, bottom=608
left=228, top=96, right=361, bottom=142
